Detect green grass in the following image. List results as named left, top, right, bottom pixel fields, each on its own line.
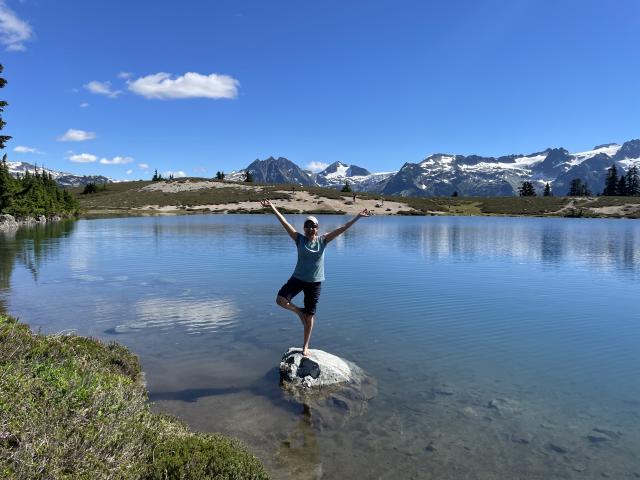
left=0, top=315, right=269, bottom=479
left=72, top=179, right=640, bottom=218
left=72, top=180, right=291, bottom=211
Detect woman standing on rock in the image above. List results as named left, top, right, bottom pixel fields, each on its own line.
left=260, top=199, right=370, bottom=356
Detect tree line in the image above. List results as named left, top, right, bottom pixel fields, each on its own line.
left=0, top=157, right=80, bottom=217
left=518, top=164, right=640, bottom=197
left=0, top=64, right=79, bottom=218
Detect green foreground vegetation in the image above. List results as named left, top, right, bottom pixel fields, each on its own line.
left=72, top=178, right=640, bottom=219
left=0, top=315, right=269, bottom=479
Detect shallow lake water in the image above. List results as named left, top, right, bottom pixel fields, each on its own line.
left=2, top=214, right=640, bottom=479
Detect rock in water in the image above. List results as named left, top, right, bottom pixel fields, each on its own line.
left=280, top=348, right=365, bottom=389
left=279, top=348, right=377, bottom=428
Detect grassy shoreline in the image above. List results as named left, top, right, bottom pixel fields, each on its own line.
left=71, top=179, right=640, bottom=219
left=0, top=314, right=269, bottom=479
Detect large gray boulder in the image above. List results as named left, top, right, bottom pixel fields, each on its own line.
left=280, top=348, right=365, bottom=389
left=279, top=348, right=377, bottom=427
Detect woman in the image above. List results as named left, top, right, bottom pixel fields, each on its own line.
left=260, top=199, right=370, bottom=356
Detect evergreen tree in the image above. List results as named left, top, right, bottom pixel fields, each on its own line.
left=518, top=181, right=536, bottom=196
left=82, top=182, right=98, bottom=194
left=0, top=154, right=17, bottom=211
left=617, top=174, right=628, bottom=196
left=0, top=163, right=80, bottom=217
left=452, top=190, right=458, bottom=197
left=603, top=164, right=619, bottom=196
left=245, top=171, right=253, bottom=182
left=568, top=178, right=591, bottom=196
left=341, top=181, right=352, bottom=193
left=543, top=182, right=552, bottom=196
left=0, top=64, right=11, bottom=150
left=625, top=165, right=640, bottom=196
left=215, top=171, right=225, bottom=180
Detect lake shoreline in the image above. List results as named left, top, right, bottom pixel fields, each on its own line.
left=0, top=314, right=269, bottom=478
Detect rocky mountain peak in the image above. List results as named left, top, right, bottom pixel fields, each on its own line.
left=593, top=143, right=619, bottom=150
left=614, top=140, right=640, bottom=160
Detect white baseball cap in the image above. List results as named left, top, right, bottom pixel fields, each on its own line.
left=304, top=215, right=319, bottom=226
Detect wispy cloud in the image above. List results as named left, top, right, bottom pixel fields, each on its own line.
left=100, top=156, right=133, bottom=165
left=125, top=169, right=133, bottom=175
left=80, top=102, right=89, bottom=108
left=138, top=163, right=149, bottom=169
left=58, top=129, right=96, bottom=142
left=84, top=80, right=122, bottom=98
left=164, top=170, right=187, bottom=178
left=306, top=161, right=329, bottom=173
left=128, top=72, right=239, bottom=100
left=14, top=145, right=42, bottom=154
left=0, top=0, right=32, bottom=51
left=118, top=71, right=132, bottom=79
left=67, top=152, right=97, bottom=163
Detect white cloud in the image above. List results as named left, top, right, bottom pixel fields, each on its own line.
left=138, top=163, right=149, bottom=169
left=306, top=161, right=329, bottom=173
left=100, top=156, right=133, bottom=165
left=164, top=170, right=187, bottom=178
left=80, top=102, right=89, bottom=108
left=128, top=72, right=239, bottom=100
left=67, top=153, right=97, bottom=163
left=126, top=169, right=133, bottom=175
left=118, top=71, right=132, bottom=79
left=58, top=129, right=96, bottom=142
left=84, top=80, right=122, bottom=98
left=14, top=145, right=42, bottom=154
left=0, top=0, right=32, bottom=52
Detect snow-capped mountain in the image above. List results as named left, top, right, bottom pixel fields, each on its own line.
left=381, top=140, right=640, bottom=197
left=226, top=157, right=393, bottom=191
left=6, top=161, right=112, bottom=187
left=312, top=161, right=394, bottom=191
left=224, top=139, right=640, bottom=196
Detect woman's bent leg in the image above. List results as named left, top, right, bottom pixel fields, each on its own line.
left=276, top=295, right=305, bottom=325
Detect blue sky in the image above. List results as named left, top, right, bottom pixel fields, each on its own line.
left=1, top=0, right=639, bottom=179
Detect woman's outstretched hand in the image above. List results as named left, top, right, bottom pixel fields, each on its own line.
left=260, top=199, right=273, bottom=209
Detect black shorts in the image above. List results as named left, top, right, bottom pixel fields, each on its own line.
left=277, top=276, right=322, bottom=315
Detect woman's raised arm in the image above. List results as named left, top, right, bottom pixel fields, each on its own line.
left=260, top=199, right=298, bottom=241
left=324, top=209, right=371, bottom=243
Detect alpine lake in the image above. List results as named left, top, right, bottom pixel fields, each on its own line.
left=2, top=214, right=639, bottom=479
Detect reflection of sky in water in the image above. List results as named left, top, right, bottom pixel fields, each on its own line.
left=112, top=297, right=238, bottom=334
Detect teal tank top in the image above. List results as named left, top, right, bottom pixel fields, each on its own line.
left=292, top=233, right=326, bottom=282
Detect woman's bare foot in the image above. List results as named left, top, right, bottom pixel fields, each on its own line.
left=302, top=347, right=310, bottom=357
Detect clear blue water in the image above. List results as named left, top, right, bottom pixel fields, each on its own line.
left=2, top=215, right=639, bottom=479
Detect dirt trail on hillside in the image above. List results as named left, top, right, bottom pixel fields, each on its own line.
left=136, top=181, right=422, bottom=216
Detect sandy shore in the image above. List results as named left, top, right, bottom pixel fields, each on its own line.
left=136, top=184, right=423, bottom=216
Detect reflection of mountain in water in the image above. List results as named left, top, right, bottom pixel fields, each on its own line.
left=394, top=219, right=640, bottom=275
left=0, top=220, right=76, bottom=313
